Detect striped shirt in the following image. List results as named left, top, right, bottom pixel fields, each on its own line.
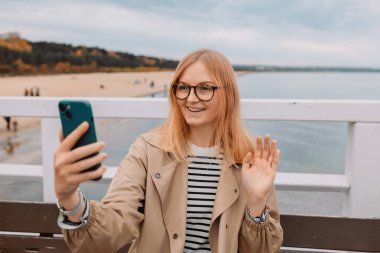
left=184, top=144, right=223, bottom=253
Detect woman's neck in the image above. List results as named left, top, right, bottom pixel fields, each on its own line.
left=188, top=126, right=216, bottom=147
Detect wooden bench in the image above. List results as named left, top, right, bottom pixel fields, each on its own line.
left=1, top=201, right=380, bottom=253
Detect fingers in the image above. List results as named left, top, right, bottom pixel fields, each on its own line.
left=271, top=150, right=281, bottom=170
left=268, top=139, right=277, bottom=164
left=254, top=136, right=263, bottom=159
left=70, top=152, right=108, bottom=174
left=70, top=166, right=107, bottom=184
left=66, top=141, right=106, bottom=164
left=262, top=135, right=270, bottom=160
left=60, top=122, right=89, bottom=151
left=242, top=152, right=253, bottom=171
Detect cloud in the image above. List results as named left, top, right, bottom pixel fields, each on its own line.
left=279, top=39, right=349, bottom=53
left=0, top=0, right=379, bottom=67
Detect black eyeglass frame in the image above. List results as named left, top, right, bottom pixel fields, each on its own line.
left=172, top=83, right=221, bottom=102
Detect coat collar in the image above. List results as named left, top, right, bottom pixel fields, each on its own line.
left=141, top=131, right=172, bottom=152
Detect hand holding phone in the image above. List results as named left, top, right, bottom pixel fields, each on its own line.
left=54, top=100, right=107, bottom=210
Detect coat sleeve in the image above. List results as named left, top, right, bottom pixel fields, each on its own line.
left=238, top=186, right=283, bottom=253
left=62, top=136, right=148, bottom=253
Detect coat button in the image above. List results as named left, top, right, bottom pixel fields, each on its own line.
left=155, top=173, right=161, bottom=179
left=173, top=233, right=178, bottom=239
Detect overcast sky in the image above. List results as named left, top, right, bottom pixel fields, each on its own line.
left=1, top=0, right=380, bottom=67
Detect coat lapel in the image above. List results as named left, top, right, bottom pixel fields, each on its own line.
left=209, top=164, right=240, bottom=253
left=211, top=164, right=240, bottom=226
left=150, top=160, right=188, bottom=252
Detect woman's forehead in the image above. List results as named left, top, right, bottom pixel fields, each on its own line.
left=178, top=61, right=215, bottom=84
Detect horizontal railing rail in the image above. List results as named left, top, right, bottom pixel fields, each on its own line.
left=1, top=97, right=380, bottom=218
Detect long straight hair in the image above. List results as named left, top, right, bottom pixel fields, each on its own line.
left=161, top=49, right=254, bottom=166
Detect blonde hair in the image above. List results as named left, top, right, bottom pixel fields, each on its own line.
left=161, top=49, right=254, bottom=166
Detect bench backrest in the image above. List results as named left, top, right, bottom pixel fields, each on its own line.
left=1, top=201, right=380, bottom=252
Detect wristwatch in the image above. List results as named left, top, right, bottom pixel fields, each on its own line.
left=57, top=189, right=89, bottom=230
left=246, top=207, right=269, bottom=224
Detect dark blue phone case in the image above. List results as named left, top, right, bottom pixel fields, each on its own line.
left=58, top=100, right=101, bottom=180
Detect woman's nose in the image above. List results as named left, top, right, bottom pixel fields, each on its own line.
left=187, top=87, right=199, bottom=102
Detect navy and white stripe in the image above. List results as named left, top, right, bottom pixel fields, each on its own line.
left=184, top=144, right=223, bottom=253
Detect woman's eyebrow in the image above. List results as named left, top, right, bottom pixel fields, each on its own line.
left=177, top=81, right=215, bottom=85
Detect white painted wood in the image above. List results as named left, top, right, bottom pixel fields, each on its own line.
left=275, top=172, right=350, bottom=192
left=41, top=118, right=61, bottom=202
left=343, top=123, right=380, bottom=218
left=0, top=164, right=42, bottom=176
left=0, top=164, right=348, bottom=193
left=1, top=97, right=380, bottom=121
left=101, top=166, right=118, bottom=180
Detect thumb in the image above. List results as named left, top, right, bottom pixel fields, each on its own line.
left=242, top=152, right=253, bottom=172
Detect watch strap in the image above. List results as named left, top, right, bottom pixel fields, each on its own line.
left=57, top=189, right=86, bottom=217
left=246, top=207, right=269, bottom=224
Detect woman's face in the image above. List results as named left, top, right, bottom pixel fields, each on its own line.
left=176, top=61, right=221, bottom=132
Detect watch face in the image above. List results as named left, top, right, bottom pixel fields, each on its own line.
left=246, top=207, right=269, bottom=224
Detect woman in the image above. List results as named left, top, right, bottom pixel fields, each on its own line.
left=54, top=49, right=283, bottom=253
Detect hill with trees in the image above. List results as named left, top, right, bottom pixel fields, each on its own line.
left=0, top=32, right=178, bottom=75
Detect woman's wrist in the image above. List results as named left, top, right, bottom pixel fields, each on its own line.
left=58, top=191, right=80, bottom=211
left=246, top=194, right=266, bottom=216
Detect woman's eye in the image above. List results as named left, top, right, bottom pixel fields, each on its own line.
left=178, top=85, right=189, bottom=91
left=199, top=85, right=212, bottom=91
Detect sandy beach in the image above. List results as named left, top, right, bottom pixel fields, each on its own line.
left=0, top=71, right=174, bottom=137
left=0, top=71, right=174, bottom=97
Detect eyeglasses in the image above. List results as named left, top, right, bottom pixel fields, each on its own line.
left=172, top=82, right=221, bottom=102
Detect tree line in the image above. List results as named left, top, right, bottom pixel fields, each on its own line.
left=0, top=37, right=178, bottom=75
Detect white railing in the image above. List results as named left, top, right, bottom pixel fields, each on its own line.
left=1, top=97, right=380, bottom=218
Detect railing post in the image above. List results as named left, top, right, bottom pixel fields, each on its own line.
left=41, top=118, right=61, bottom=202
left=343, top=122, right=380, bottom=218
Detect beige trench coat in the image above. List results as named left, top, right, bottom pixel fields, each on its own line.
left=63, top=131, right=283, bottom=253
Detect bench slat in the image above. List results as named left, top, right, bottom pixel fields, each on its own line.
left=0, top=201, right=61, bottom=234
left=0, top=235, right=69, bottom=253
left=282, top=214, right=380, bottom=252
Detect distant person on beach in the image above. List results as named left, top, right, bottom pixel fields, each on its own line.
left=3, top=117, right=11, bottom=131
left=54, top=49, right=283, bottom=253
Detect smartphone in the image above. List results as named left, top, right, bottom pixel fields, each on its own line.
left=58, top=99, right=102, bottom=180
